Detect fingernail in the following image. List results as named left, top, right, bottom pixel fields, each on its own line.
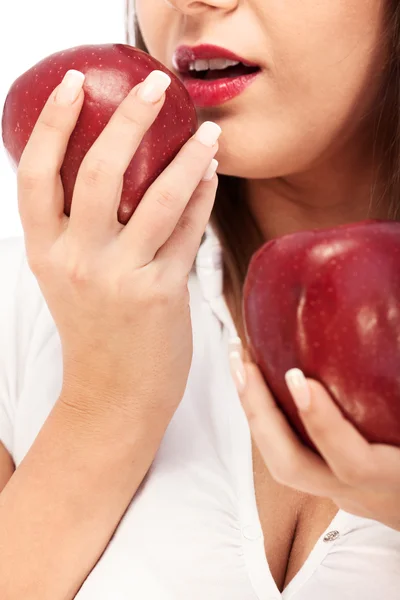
left=228, top=336, right=247, bottom=394
left=56, top=70, right=85, bottom=106
left=202, top=159, right=219, bottom=181
left=195, top=121, right=222, bottom=147
left=137, top=70, right=171, bottom=103
left=285, top=368, right=311, bottom=411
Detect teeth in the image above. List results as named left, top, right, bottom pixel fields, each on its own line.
left=209, top=58, right=240, bottom=70
left=190, top=59, right=210, bottom=72
left=188, top=58, right=240, bottom=72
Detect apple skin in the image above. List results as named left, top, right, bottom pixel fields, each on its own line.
left=2, top=44, right=198, bottom=225
left=243, top=219, right=400, bottom=450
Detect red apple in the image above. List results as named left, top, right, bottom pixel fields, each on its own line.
left=2, top=44, right=198, bottom=225
left=243, top=220, right=400, bottom=449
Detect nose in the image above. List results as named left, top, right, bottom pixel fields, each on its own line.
left=166, top=0, right=238, bottom=14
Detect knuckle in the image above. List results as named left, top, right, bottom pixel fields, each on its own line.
left=106, top=261, right=189, bottom=312
left=107, top=270, right=140, bottom=305
left=154, top=188, right=178, bottom=211
left=80, top=157, right=113, bottom=187
left=65, top=256, right=92, bottom=287
left=116, top=105, right=144, bottom=131
left=18, top=164, right=55, bottom=187
left=38, top=113, right=61, bottom=134
left=176, top=214, right=196, bottom=237
left=17, top=166, right=44, bottom=190
left=111, top=266, right=177, bottom=308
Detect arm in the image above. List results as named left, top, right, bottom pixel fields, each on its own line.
left=0, top=64, right=218, bottom=600
left=0, top=386, right=166, bottom=600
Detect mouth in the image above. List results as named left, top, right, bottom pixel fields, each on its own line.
left=172, top=44, right=261, bottom=108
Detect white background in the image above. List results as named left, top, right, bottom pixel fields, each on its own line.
left=0, top=0, right=128, bottom=239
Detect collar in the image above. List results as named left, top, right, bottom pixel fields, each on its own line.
left=195, top=223, right=238, bottom=339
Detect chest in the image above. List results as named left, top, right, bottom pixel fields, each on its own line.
left=9, top=281, right=398, bottom=600
left=223, top=286, right=340, bottom=590
left=252, top=442, right=338, bottom=592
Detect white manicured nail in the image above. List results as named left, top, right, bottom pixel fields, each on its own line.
left=195, top=121, right=222, bottom=147
left=137, top=70, right=171, bottom=103
left=56, top=70, right=85, bottom=105
left=228, top=336, right=247, bottom=394
left=285, top=368, right=311, bottom=411
left=202, top=159, right=218, bottom=181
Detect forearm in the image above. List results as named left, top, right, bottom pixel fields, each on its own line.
left=0, top=386, right=164, bottom=600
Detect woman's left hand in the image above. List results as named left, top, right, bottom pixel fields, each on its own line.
left=228, top=338, right=400, bottom=532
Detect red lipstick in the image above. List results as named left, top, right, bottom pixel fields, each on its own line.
left=173, top=44, right=261, bottom=108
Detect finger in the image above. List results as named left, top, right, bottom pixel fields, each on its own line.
left=286, top=371, right=400, bottom=491
left=17, top=70, right=85, bottom=257
left=69, top=70, right=171, bottom=245
left=236, top=359, right=348, bottom=498
left=156, top=162, right=218, bottom=275
left=367, top=444, right=400, bottom=491
left=119, top=122, right=221, bottom=267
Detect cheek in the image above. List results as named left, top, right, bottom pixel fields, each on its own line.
left=135, top=0, right=170, bottom=58
left=216, top=1, right=388, bottom=177
left=270, top=0, right=387, bottom=106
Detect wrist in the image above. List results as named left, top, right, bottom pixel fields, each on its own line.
left=56, top=385, right=169, bottom=462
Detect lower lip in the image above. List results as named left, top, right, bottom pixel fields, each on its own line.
left=181, top=71, right=260, bottom=108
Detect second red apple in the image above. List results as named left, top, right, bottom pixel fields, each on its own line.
left=243, top=220, right=400, bottom=450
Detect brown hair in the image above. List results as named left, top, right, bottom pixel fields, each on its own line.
left=125, top=1, right=400, bottom=341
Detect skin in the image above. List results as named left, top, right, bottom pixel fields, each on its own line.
left=0, top=445, right=13, bottom=494
left=0, top=58, right=219, bottom=599
left=136, top=0, right=390, bottom=236
left=136, top=0, right=400, bottom=591
left=0, top=1, right=397, bottom=596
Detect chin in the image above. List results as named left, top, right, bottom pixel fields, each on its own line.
left=215, top=146, right=298, bottom=180
left=215, top=126, right=331, bottom=180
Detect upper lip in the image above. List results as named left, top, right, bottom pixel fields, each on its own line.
left=172, top=44, right=260, bottom=73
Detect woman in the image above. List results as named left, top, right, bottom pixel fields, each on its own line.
left=0, top=0, right=399, bottom=598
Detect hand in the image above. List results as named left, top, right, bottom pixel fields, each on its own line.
left=228, top=337, right=400, bottom=531
left=17, top=68, right=220, bottom=428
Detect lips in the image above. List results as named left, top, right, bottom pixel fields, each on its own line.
left=173, top=44, right=259, bottom=72
left=172, top=44, right=261, bottom=108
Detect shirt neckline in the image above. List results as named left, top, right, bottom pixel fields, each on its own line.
left=195, top=224, right=354, bottom=600
left=195, top=223, right=237, bottom=336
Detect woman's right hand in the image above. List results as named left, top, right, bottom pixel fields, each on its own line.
left=17, top=68, right=220, bottom=428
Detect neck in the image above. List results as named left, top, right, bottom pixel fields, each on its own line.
left=246, top=141, right=389, bottom=241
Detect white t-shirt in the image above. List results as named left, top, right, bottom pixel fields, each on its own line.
left=0, top=226, right=399, bottom=600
